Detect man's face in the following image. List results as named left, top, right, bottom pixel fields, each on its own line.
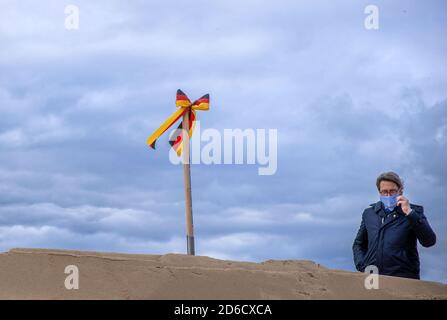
left=379, top=180, right=401, bottom=196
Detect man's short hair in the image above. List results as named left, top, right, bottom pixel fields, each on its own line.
left=376, top=172, right=404, bottom=191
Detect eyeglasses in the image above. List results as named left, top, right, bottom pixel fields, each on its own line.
left=379, top=189, right=399, bottom=196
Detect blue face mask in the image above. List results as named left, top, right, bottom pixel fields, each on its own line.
left=380, top=195, right=398, bottom=211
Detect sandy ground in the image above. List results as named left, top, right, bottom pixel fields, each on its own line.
left=0, top=248, right=446, bottom=300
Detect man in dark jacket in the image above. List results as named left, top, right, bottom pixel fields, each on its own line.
left=353, top=172, right=436, bottom=280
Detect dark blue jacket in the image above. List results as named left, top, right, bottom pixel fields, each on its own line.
left=353, top=201, right=436, bottom=279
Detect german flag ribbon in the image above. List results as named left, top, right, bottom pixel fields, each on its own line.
left=147, top=89, right=210, bottom=156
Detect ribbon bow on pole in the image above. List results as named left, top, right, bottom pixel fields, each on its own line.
left=146, top=89, right=210, bottom=255
left=147, top=89, right=210, bottom=156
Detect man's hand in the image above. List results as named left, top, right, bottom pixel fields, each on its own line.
left=397, top=195, right=412, bottom=215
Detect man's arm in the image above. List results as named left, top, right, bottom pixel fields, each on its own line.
left=352, top=214, right=368, bottom=272
left=406, top=205, right=436, bottom=247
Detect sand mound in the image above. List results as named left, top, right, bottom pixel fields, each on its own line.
left=0, top=248, right=445, bottom=299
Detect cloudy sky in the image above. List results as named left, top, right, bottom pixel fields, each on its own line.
left=1, top=0, right=446, bottom=283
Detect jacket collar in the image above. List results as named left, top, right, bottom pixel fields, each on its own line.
left=371, top=200, right=405, bottom=216
left=371, top=201, right=383, bottom=213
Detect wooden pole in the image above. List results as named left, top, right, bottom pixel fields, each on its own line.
left=182, top=109, right=195, bottom=255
